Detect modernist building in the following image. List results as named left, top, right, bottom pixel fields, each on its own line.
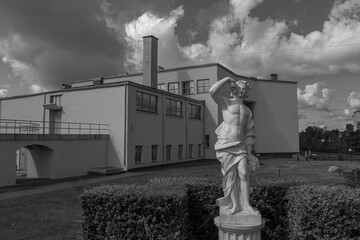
left=0, top=36, right=299, bottom=178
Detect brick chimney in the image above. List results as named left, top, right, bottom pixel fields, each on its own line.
left=270, top=73, right=278, bottom=80
left=142, top=35, right=158, bottom=88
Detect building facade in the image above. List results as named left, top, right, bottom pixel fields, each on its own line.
left=0, top=36, right=299, bottom=179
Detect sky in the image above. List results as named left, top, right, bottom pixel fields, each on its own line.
left=0, top=0, right=359, bottom=131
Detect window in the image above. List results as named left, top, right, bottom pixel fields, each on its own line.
left=197, top=79, right=210, bottom=93
left=151, top=145, right=158, bottom=162
left=166, top=99, right=182, bottom=117
left=166, top=145, right=172, bottom=161
left=49, top=95, right=61, bottom=105
left=135, top=146, right=142, bottom=164
left=189, top=144, right=193, bottom=159
left=136, top=91, right=157, bottom=113
left=189, top=104, right=201, bottom=119
left=198, top=144, right=202, bottom=158
left=168, top=82, right=179, bottom=94
left=178, top=145, right=183, bottom=160
left=157, top=84, right=166, bottom=91
left=182, top=81, right=194, bottom=95
left=205, top=135, right=210, bottom=148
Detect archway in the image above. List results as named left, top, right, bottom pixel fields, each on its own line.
left=15, top=144, right=54, bottom=183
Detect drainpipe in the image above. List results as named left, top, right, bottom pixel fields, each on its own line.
left=162, top=93, right=165, bottom=162
left=43, top=93, right=46, bottom=134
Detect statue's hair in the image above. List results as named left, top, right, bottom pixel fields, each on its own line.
left=235, top=80, right=251, bottom=90
left=230, top=80, right=251, bottom=97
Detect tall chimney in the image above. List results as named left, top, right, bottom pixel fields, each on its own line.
left=142, top=35, right=158, bottom=88
left=270, top=73, right=278, bottom=81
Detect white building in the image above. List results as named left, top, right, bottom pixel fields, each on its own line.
left=0, top=36, right=299, bottom=180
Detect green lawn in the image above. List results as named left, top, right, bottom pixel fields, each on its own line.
left=0, top=158, right=359, bottom=240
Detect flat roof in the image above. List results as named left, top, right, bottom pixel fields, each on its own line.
left=0, top=80, right=205, bottom=105
left=0, top=62, right=296, bottom=101
left=71, top=62, right=297, bottom=85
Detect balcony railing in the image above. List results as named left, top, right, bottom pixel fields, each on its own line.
left=0, top=119, right=110, bottom=135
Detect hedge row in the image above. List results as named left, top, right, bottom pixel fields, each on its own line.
left=343, top=168, right=360, bottom=188
left=287, top=185, right=360, bottom=240
left=80, top=177, right=360, bottom=240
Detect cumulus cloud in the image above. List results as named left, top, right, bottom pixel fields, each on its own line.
left=178, top=0, right=360, bottom=79
left=298, top=111, right=307, bottom=119
left=124, top=6, right=185, bottom=71
left=297, top=82, right=334, bottom=110
left=347, top=91, right=360, bottom=109
left=303, top=120, right=326, bottom=129
left=1, top=0, right=359, bottom=97
left=0, top=89, right=8, bottom=97
left=0, top=0, right=125, bottom=96
left=320, top=91, right=360, bottom=122
left=322, top=108, right=353, bottom=121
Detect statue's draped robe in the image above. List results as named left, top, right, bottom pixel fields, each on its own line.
left=214, top=116, right=258, bottom=213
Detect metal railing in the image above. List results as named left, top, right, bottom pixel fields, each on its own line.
left=0, top=119, right=110, bottom=135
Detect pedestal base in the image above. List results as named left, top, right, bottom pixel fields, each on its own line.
left=214, top=214, right=265, bottom=240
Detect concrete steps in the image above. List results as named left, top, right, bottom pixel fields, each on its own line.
left=87, top=167, right=125, bottom=176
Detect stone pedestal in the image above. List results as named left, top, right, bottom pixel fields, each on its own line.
left=214, top=209, right=265, bottom=240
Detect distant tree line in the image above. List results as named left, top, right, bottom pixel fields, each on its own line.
left=299, top=126, right=360, bottom=153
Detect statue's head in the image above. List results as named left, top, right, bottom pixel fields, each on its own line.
left=229, top=80, right=251, bottom=98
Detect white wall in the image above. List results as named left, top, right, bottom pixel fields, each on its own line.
left=0, top=94, right=45, bottom=121
left=126, top=84, right=205, bottom=169
left=254, top=80, right=299, bottom=153
left=0, top=136, right=108, bottom=187
left=157, top=65, right=218, bottom=159
left=54, top=86, right=127, bottom=169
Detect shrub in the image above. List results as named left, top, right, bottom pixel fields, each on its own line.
left=186, top=178, right=222, bottom=240
left=342, top=168, right=360, bottom=188
left=251, top=179, right=303, bottom=240
left=287, top=184, right=360, bottom=240
left=338, top=153, right=346, bottom=161
left=80, top=181, right=189, bottom=240
left=81, top=176, right=316, bottom=240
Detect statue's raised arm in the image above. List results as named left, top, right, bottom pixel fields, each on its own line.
left=209, top=77, right=235, bottom=110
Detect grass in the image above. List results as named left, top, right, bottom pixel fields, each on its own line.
left=0, top=158, right=359, bottom=240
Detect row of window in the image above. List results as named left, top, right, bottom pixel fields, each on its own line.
left=136, top=91, right=202, bottom=119
left=135, top=144, right=203, bottom=164
left=157, top=79, right=209, bottom=95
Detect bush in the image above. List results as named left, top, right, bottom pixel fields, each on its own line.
left=342, top=168, right=360, bottom=188
left=251, top=179, right=303, bottom=240
left=186, top=178, right=222, bottom=240
left=338, top=153, right=346, bottom=161
left=83, top=177, right=360, bottom=240
left=81, top=180, right=190, bottom=240
left=287, top=185, right=360, bottom=240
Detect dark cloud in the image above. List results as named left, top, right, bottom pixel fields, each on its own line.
left=175, top=0, right=229, bottom=45
left=250, top=0, right=336, bottom=36
left=0, top=0, right=126, bottom=88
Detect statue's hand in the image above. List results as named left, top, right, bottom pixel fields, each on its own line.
left=247, top=153, right=260, bottom=172
left=227, top=79, right=237, bottom=94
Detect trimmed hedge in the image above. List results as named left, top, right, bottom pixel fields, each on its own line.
left=81, top=177, right=221, bottom=240
left=81, top=177, right=303, bottom=240
left=343, top=168, right=360, bottom=188
left=186, top=178, right=222, bottom=240
left=81, top=177, right=360, bottom=240
left=287, top=185, right=360, bottom=240
left=81, top=181, right=190, bottom=240
left=251, top=179, right=304, bottom=240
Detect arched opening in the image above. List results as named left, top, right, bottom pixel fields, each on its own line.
left=15, top=144, right=54, bottom=184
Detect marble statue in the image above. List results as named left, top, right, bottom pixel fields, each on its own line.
left=210, top=77, right=260, bottom=216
